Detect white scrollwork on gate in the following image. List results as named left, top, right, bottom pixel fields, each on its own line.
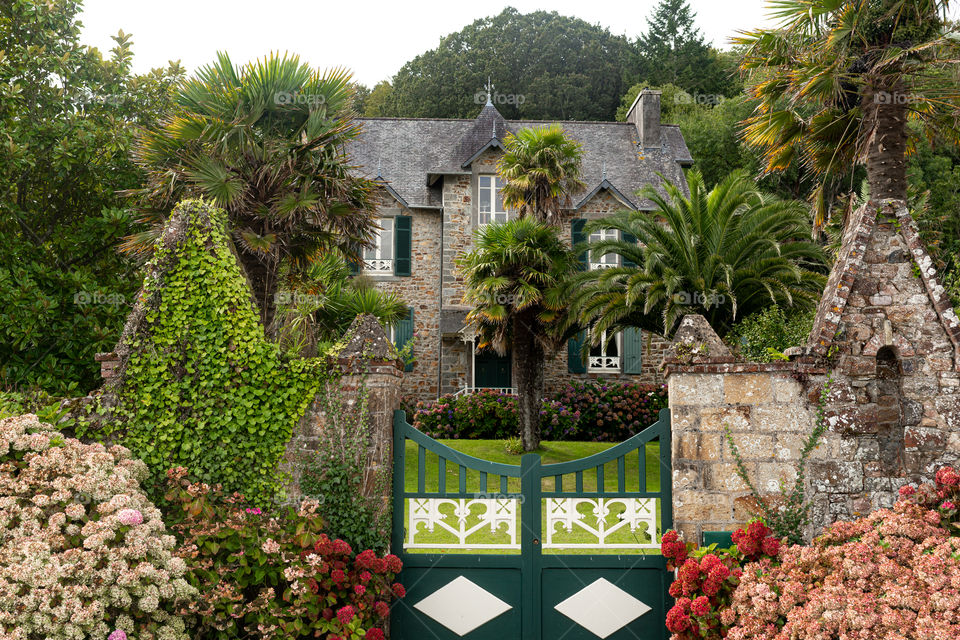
left=544, top=498, right=659, bottom=549
left=406, top=498, right=519, bottom=549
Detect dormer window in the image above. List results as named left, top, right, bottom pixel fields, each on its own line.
left=363, top=217, right=394, bottom=274
left=588, top=229, right=620, bottom=270
left=478, top=175, right=508, bottom=226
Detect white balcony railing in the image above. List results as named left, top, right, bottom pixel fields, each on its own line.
left=453, top=386, right=517, bottom=398
left=588, top=356, right=621, bottom=372
left=363, top=258, right=393, bottom=274
left=589, top=262, right=618, bottom=270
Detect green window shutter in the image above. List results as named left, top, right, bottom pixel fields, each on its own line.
left=567, top=330, right=587, bottom=374
left=623, top=327, right=643, bottom=374
left=571, top=218, right=588, bottom=271
left=394, top=307, right=415, bottom=372
left=394, top=215, right=412, bottom=276
left=622, top=232, right=637, bottom=269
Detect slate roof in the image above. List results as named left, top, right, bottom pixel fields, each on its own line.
left=347, top=103, right=693, bottom=211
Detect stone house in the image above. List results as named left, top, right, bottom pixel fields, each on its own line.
left=346, top=90, right=693, bottom=402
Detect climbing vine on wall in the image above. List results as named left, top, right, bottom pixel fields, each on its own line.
left=80, top=200, right=330, bottom=504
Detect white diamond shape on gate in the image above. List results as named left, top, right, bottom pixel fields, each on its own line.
left=413, top=575, right=512, bottom=636
left=554, top=578, right=651, bottom=638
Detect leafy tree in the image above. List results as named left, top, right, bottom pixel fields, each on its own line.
left=0, top=0, right=183, bottom=394
left=636, top=0, right=741, bottom=97
left=361, top=81, right=397, bottom=117
left=736, top=0, right=960, bottom=229
left=726, top=305, right=817, bottom=362
left=390, top=8, right=639, bottom=120
left=566, top=170, right=828, bottom=338
left=126, top=52, right=378, bottom=330
left=457, top=218, right=579, bottom=452
left=274, top=253, right=409, bottom=356
left=497, top=124, right=586, bottom=225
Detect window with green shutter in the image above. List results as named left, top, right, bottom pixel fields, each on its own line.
left=567, top=330, right=587, bottom=374
left=393, top=214, right=412, bottom=276
left=623, top=327, right=643, bottom=374
left=392, top=307, right=414, bottom=372
left=571, top=218, right=588, bottom=271
left=623, top=232, right=637, bottom=268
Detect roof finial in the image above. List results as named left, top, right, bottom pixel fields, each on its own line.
left=376, top=157, right=382, bottom=179
left=485, top=77, right=494, bottom=106
left=602, top=160, right=607, bottom=180
left=492, top=117, right=497, bottom=140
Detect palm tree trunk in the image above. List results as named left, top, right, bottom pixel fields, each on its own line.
left=236, top=252, right=278, bottom=333
left=863, top=81, right=909, bottom=202
left=512, top=311, right=544, bottom=451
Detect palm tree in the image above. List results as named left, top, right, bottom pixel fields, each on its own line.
left=457, top=218, right=579, bottom=451
left=274, top=253, right=409, bottom=356
left=124, top=52, right=378, bottom=329
left=566, top=170, right=828, bottom=338
left=735, top=0, right=960, bottom=230
left=498, top=124, right=586, bottom=225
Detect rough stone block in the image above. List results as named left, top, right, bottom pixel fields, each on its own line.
left=704, top=463, right=752, bottom=492
left=724, top=373, right=773, bottom=405
left=675, top=490, right=733, bottom=523
left=673, top=462, right=703, bottom=490
left=772, top=376, right=803, bottom=403
left=671, top=374, right=724, bottom=406
left=755, top=462, right=796, bottom=493
left=678, top=432, right=724, bottom=462
left=752, top=404, right=813, bottom=433
left=699, top=405, right=751, bottom=432
left=811, top=460, right=864, bottom=493
left=726, top=433, right=775, bottom=460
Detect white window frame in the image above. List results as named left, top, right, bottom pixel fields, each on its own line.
left=589, top=229, right=620, bottom=270
left=478, top=175, right=509, bottom=226
left=363, top=217, right=394, bottom=274
left=588, top=329, right=621, bottom=372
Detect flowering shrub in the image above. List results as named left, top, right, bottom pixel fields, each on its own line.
left=410, top=382, right=667, bottom=442
left=661, top=521, right=781, bottom=639
left=413, top=390, right=517, bottom=439
left=551, top=381, right=668, bottom=441
left=164, top=468, right=402, bottom=639
left=727, top=498, right=960, bottom=640
left=899, top=465, right=960, bottom=533
left=0, top=414, right=195, bottom=640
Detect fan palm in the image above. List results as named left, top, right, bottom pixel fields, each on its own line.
left=457, top=217, right=579, bottom=451
left=566, top=170, right=828, bottom=339
left=735, top=0, right=960, bottom=230
left=123, top=52, right=377, bottom=329
left=274, top=253, right=408, bottom=356
left=497, top=125, right=586, bottom=225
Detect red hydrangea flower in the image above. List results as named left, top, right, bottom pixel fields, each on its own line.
left=366, top=629, right=385, bottom=640
left=691, top=595, right=711, bottom=617
left=392, top=583, right=406, bottom=598
left=336, top=605, right=355, bottom=625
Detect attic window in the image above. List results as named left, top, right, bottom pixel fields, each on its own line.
left=478, top=175, right=508, bottom=226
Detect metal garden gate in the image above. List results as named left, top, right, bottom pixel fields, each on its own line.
left=390, top=408, right=673, bottom=639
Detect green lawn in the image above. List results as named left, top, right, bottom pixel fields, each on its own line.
left=401, top=439, right=665, bottom=555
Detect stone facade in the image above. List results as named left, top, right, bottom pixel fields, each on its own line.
left=355, top=100, right=689, bottom=403
left=664, top=200, right=960, bottom=542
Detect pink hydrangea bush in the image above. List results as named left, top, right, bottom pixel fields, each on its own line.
left=0, top=414, right=195, bottom=640
left=727, top=497, right=960, bottom=639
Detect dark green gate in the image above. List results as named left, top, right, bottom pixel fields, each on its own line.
left=390, top=408, right=672, bottom=639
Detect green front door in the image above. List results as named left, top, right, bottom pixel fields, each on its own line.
left=475, top=349, right=511, bottom=388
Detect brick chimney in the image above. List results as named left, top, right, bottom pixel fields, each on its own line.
left=626, top=89, right=661, bottom=150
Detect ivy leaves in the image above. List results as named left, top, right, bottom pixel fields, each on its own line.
left=106, top=200, right=329, bottom=504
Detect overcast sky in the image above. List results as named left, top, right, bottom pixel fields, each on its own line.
left=78, top=1, right=959, bottom=87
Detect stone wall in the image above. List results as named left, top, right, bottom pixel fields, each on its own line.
left=282, top=315, right=402, bottom=516
left=664, top=200, right=960, bottom=543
